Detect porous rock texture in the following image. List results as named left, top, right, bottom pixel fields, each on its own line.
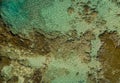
left=0, top=0, right=120, bottom=83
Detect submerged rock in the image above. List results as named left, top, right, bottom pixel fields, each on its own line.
left=0, top=0, right=120, bottom=83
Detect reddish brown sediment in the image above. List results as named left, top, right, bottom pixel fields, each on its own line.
left=67, top=7, right=75, bottom=14
left=98, top=31, right=120, bottom=83
left=0, top=56, right=11, bottom=70
left=0, top=20, right=51, bottom=82
left=29, top=32, right=50, bottom=55
left=0, top=20, right=50, bottom=55
left=7, top=76, right=18, bottom=83
left=32, top=69, right=43, bottom=83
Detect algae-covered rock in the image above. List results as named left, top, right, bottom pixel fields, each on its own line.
left=0, top=0, right=120, bottom=83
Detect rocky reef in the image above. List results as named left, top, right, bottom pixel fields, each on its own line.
left=0, top=0, right=120, bottom=83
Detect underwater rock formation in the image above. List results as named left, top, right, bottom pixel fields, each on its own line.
left=0, top=0, right=120, bottom=83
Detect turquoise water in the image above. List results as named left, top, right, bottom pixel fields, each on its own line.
left=1, top=0, right=29, bottom=33
left=0, top=0, right=55, bottom=34
left=1, top=0, right=73, bottom=34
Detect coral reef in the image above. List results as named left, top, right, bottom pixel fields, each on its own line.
left=0, top=0, right=120, bottom=83
left=0, top=20, right=100, bottom=82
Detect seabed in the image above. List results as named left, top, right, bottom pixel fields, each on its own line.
left=0, top=0, right=120, bottom=83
